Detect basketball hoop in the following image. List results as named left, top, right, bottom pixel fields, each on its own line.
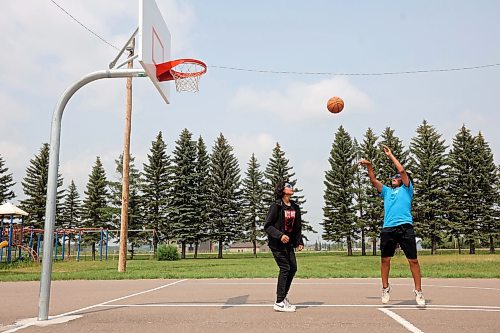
left=156, top=58, right=207, bottom=92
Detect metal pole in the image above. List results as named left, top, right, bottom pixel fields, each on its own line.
left=118, top=39, right=135, bottom=273
left=100, top=228, right=103, bottom=261
left=0, top=217, right=3, bottom=262
left=29, top=227, right=34, bottom=249
left=38, top=68, right=145, bottom=321
left=77, top=232, right=81, bottom=262
left=54, top=232, right=58, bottom=261
left=61, top=233, right=66, bottom=261
left=37, top=233, right=41, bottom=257
left=19, top=217, right=24, bottom=259
left=7, top=215, right=13, bottom=263
left=105, top=229, right=109, bottom=260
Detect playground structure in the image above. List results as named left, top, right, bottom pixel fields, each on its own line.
left=1, top=202, right=156, bottom=264
left=0, top=222, right=157, bottom=264
left=0, top=202, right=35, bottom=263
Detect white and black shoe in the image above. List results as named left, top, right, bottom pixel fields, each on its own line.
left=381, top=285, right=391, bottom=304
left=284, top=297, right=296, bottom=311
left=273, top=300, right=295, bottom=312
left=414, top=290, right=426, bottom=306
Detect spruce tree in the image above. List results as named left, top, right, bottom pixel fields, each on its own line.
left=0, top=155, right=15, bottom=204
left=82, top=157, right=110, bottom=260
left=210, top=133, right=243, bottom=259
left=142, top=132, right=172, bottom=255
left=127, top=187, right=147, bottom=259
left=170, top=129, right=198, bottom=258
left=448, top=125, right=478, bottom=254
left=493, top=165, right=500, bottom=252
left=241, top=153, right=266, bottom=257
left=358, top=128, right=383, bottom=255
left=20, top=143, right=64, bottom=229
left=473, top=132, right=498, bottom=253
left=263, top=143, right=293, bottom=205
left=61, top=181, right=82, bottom=228
left=353, top=138, right=368, bottom=256
left=322, top=126, right=358, bottom=255
left=264, top=143, right=314, bottom=236
left=192, top=136, right=211, bottom=258
left=410, top=120, right=449, bottom=254
left=60, top=180, right=82, bottom=256
left=352, top=139, right=368, bottom=255
left=109, top=154, right=145, bottom=259
left=379, top=127, right=410, bottom=181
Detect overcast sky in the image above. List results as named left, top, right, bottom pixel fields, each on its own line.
left=1, top=1, right=499, bottom=242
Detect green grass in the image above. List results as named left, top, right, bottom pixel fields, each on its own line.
left=1, top=251, right=499, bottom=282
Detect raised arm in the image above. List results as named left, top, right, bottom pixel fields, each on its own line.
left=358, top=159, right=382, bottom=192
left=382, top=145, right=409, bottom=187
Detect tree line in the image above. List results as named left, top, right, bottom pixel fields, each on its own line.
left=0, top=121, right=498, bottom=258
left=0, top=130, right=310, bottom=259
left=323, top=121, right=499, bottom=255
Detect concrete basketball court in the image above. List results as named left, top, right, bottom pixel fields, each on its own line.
left=1, top=278, right=499, bottom=333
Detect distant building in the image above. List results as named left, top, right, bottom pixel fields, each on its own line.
left=186, top=241, right=214, bottom=253
left=228, top=242, right=269, bottom=253
left=165, top=240, right=215, bottom=253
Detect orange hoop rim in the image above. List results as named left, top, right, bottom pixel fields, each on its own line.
left=156, top=58, right=207, bottom=82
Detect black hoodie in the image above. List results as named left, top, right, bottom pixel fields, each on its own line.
left=264, top=199, right=304, bottom=251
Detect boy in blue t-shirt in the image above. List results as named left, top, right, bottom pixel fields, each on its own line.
left=359, top=145, right=425, bottom=306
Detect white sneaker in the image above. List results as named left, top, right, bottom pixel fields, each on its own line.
left=273, top=301, right=295, bottom=312
left=414, top=290, right=426, bottom=306
left=284, top=297, right=296, bottom=311
left=381, top=285, right=391, bottom=304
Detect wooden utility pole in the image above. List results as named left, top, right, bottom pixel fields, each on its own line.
left=118, top=38, right=135, bottom=272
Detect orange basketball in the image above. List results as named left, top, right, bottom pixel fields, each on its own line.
left=327, top=96, right=344, bottom=114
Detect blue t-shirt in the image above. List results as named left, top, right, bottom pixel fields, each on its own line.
left=380, top=181, right=413, bottom=228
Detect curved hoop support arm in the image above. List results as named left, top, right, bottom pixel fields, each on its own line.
left=38, top=68, right=145, bottom=322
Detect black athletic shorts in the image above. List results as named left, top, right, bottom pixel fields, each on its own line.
left=380, top=223, right=417, bottom=259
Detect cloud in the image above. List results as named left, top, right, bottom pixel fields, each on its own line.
left=0, top=141, right=30, bottom=169
left=0, top=91, right=29, bottom=131
left=0, top=2, right=121, bottom=91
left=60, top=147, right=125, bottom=190
left=230, top=77, right=374, bottom=122
left=0, top=0, right=194, bottom=100
left=227, top=132, right=276, bottom=168
left=300, top=159, right=329, bottom=179
left=157, top=0, right=196, bottom=55
left=0, top=141, right=32, bottom=203
left=0, top=0, right=197, bottom=196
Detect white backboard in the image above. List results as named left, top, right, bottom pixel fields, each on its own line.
left=138, top=0, right=171, bottom=104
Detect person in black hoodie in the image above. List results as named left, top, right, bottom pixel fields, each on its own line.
left=265, top=180, right=304, bottom=312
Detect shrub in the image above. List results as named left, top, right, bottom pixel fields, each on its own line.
left=157, top=244, right=180, bottom=261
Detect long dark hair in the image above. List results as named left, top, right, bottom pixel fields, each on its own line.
left=274, top=180, right=287, bottom=200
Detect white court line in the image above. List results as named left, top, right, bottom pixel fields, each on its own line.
left=97, top=303, right=500, bottom=311
left=187, top=281, right=500, bottom=291
left=4, top=279, right=187, bottom=333
left=420, top=284, right=500, bottom=292
left=379, top=308, right=424, bottom=333
left=398, top=308, right=500, bottom=312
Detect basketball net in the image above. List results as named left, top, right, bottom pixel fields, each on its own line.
left=170, top=62, right=205, bottom=92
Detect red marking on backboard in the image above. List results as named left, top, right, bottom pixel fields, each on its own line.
left=152, top=27, right=165, bottom=65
